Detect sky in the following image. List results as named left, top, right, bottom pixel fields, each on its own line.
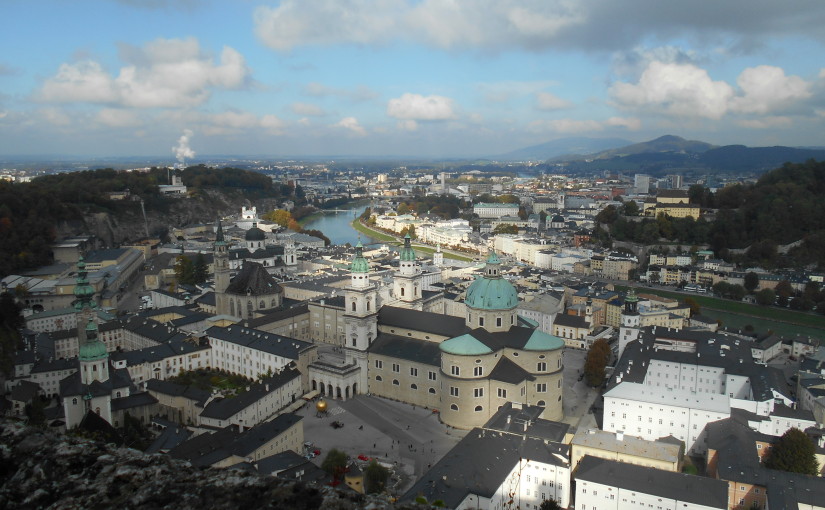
left=1, top=0, right=825, bottom=159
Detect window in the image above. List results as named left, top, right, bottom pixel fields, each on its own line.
left=473, top=366, right=483, bottom=377
left=351, top=301, right=356, bottom=312
left=375, top=360, right=383, bottom=369
left=72, top=398, right=78, bottom=405
left=410, top=367, right=418, bottom=377
left=411, top=384, right=418, bottom=390
left=428, top=387, right=436, bottom=394
left=392, top=379, right=399, bottom=386
left=450, top=404, right=458, bottom=411
left=479, top=317, right=484, bottom=327
left=474, top=388, right=484, bottom=398
left=428, top=371, right=437, bottom=381
left=450, top=365, right=460, bottom=376
left=537, top=362, right=547, bottom=372
left=376, top=375, right=383, bottom=381
left=475, top=405, right=483, bottom=412
left=496, top=317, right=502, bottom=327
left=450, top=386, right=459, bottom=397
left=536, top=383, right=547, bottom=392
left=392, top=363, right=400, bottom=373
left=498, top=388, right=507, bottom=398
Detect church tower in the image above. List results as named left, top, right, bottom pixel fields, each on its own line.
left=393, top=234, right=424, bottom=310
left=464, top=250, right=519, bottom=333
left=618, top=287, right=641, bottom=359
left=433, top=244, right=444, bottom=267
left=214, top=219, right=231, bottom=316
left=343, top=242, right=378, bottom=393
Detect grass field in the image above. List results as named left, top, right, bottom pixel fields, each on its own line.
left=617, top=285, right=825, bottom=338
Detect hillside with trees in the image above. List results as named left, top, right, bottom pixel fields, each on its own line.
left=0, top=166, right=303, bottom=277
left=595, top=159, right=825, bottom=269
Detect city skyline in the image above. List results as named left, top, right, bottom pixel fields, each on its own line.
left=1, top=0, right=825, bottom=158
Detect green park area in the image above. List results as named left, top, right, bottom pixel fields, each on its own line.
left=168, top=369, right=253, bottom=396
left=619, top=286, right=825, bottom=339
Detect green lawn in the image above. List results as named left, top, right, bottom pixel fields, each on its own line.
left=617, top=285, right=825, bottom=338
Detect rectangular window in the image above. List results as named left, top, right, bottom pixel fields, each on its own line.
left=451, top=365, right=460, bottom=376
left=536, top=383, right=547, bottom=392
left=474, top=388, right=483, bottom=398
left=428, top=371, right=437, bottom=381
left=473, top=366, right=483, bottom=376
left=537, top=362, right=547, bottom=372
left=374, top=360, right=383, bottom=369
left=498, top=388, right=507, bottom=398
left=450, top=386, right=459, bottom=397
left=410, top=367, right=418, bottom=377
left=392, top=363, right=400, bottom=373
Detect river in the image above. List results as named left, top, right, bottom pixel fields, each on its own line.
left=301, top=204, right=381, bottom=246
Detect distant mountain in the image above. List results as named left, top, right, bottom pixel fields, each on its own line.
left=497, top=137, right=632, bottom=161
left=552, top=135, right=825, bottom=176
left=590, top=135, right=716, bottom=159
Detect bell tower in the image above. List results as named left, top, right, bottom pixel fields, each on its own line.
left=343, top=242, right=378, bottom=393
left=393, top=234, right=424, bottom=310
left=214, top=219, right=231, bottom=316
left=618, top=287, right=641, bottom=359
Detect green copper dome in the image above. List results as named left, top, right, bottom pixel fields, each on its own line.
left=79, top=319, right=107, bottom=361
left=523, top=329, right=565, bottom=351
left=350, top=242, right=370, bottom=273
left=464, top=250, right=518, bottom=310
left=73, top=256, right=96, bottom=311
left=399, top=233, right=416, bottom=262
left=440, top=333, right=493, bottom=355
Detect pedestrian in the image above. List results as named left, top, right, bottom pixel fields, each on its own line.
left=373, top=443, right=376, bottom=448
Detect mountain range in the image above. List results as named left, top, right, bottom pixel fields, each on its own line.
left=499, top=135, right=825, bottom=176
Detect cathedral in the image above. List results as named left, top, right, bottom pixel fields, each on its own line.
left=306, top=242, right=566, bottom=430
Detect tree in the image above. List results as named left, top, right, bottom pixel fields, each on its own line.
left=764, top=428, right=818, bottom=475
left=744, top=272, right=759, bottom=293
left=24, top=396, right=46, bottom=427
left=193, top=253, right=208, bottom=284
left=583, top=338, right=611, bottom=388
left=321, top=448, right=348, bottom=480
left=621, top=200, right=640, bottom=216
left=755, top=288, right=776, bottom=306
left=683, top=297, right=701, bottom=317
left=775, top=280, right=794, bottom=307
left=364, top=460, right=390, bottom=494
left=263, top=209, right=293, bottom=227
left=174, top=255, right=195, bottom=285
left=595, top=205, right=619, bottom=224
left=493, top=224, right=519, bottom=235
left=397, top=203, right=410, bottom=215
left=539, top=500, right=563, bottom=510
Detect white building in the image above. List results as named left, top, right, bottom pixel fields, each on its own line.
left=474, top=203, right=519, bottom=219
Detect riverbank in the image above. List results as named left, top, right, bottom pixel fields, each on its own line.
left=350, top=218, right=476, bottom=262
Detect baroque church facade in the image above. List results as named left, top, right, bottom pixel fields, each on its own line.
left=305, top=241, right=566, bottom=430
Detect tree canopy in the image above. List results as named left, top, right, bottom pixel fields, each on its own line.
left=321, top=448, right=348, bottom=480
left=764, top=428, right=818, bottom=475
left=584, top=338, right=611, bottom=387
left=364, top=460, right=390, bottom=494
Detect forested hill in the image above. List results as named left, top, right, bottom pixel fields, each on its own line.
left=597, top=159, right=825, bottom=269
left=0, top=166, right=298, bottom=277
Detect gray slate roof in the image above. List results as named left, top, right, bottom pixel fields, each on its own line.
left=368, top=334, right=441, bottom=366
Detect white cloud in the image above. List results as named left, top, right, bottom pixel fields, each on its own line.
left=736, top=117, right=793, bottom=129
left=261, top=114, right=287, bottom=134
left=95, top=108, right=141, bottom=127
left=397, top=120, right=418, bottom=131
left=729, top=65, right=811, bottom=114
left=387, top=93, right=456, bottom=120
left=335, top=116, right=367, bottom=136
left=610, top=61, right=734, bottom=119
left=253, top=1, right=825, bottom=52
left=36, top=37, right=250, bottom=108
left=303, top=82, right=378, bottom=102
left=605, top=116, right=641, bottom=130
left=39, top=107, right=73, bottom=126
left=291, top=102, right=326, bottom=116
left=527, top=116, right=640, bottom=134
left=536, top=92, right=571, bottom=111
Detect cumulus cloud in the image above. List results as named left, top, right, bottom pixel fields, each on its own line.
left=610, top=61, right=734, bottom=119
left=387, top=93, right=456, bottom=120
left=527, top=116, right=640, bottom=134
left=36, top=37, right=250, bottom=108
left=536, top=92, right=572, bottom=111
left=95, top=108, right=141, bottom=127
left=291, top=102, right=326, bottom=116
left=729, top=65, right=811, bottom=114
left=736, top=116, right=793, bottom=129
left=335, top=116, right=367, bottom=136
left=611, top=61, right=814, bottom=121
left=253, top=0, right=825, bottom=52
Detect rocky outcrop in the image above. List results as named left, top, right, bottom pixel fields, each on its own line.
left=0, top=421, right=408, bottom=510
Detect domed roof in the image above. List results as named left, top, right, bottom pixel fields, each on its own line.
left=440, top=333, right=493, bottom=355
left=464, top=250, right=518, bottom=311
left=245, top=222, right=266, bottom=241
left=350, top=242, right=370, bottom=273
left=79, top=319, right=108, bottom=361
left=523, top=329, right=565, bottom=351
left=551, top=215, right=564, bottom=223
left=399, top=233, right=416, bottom=262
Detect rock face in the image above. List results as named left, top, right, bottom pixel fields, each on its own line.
left=0, top=422, right=406, bottom=510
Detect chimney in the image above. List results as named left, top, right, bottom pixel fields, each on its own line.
left=616, top=431, right=624, bottom=441
left=506, top=415, right=511, bottom=424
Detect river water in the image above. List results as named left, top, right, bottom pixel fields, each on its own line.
left=301, top=204, right=381, bottom=246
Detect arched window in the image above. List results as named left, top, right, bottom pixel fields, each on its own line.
left=259, top=300, right=265, bottom=309
left=428, top=388, right=436, bottom=394
left=376, top=375, right=383, bottom=381
left=352, top=301, right=357, bottom=312
left=537, top=400, right=546, bottom=407
left=474, top=405, right=483, bottom=412
left=247, top=300, right=253, bottom=318
left=400, top=287, right=405, bottom=297
left=366, top=300, right=370, bottom=311
left=95, top=407, right=101, bottom=415
left=411, top=384, right=418, bottom=390
left=450, top=404, right=458, bottom=411
left=230, top=299, right=235, bottom=316
left=392, top=379, right=400, bottom=386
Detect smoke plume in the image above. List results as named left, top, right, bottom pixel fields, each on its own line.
left=173, top=129, right=195, bottom=163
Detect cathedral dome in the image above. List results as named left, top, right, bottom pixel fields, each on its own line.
left=399, top=233, right=416, bottom=262
left=350, top=242, right=370, bottom=273
left=245, top=222, right=266, bottom=241
left=464, top=251, right=518, bottom=311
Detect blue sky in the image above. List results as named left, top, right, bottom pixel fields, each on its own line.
left=1, top=0, right=824, bottom=159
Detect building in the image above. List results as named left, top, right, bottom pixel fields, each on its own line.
left=473, top=203, right=520, bottom=219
